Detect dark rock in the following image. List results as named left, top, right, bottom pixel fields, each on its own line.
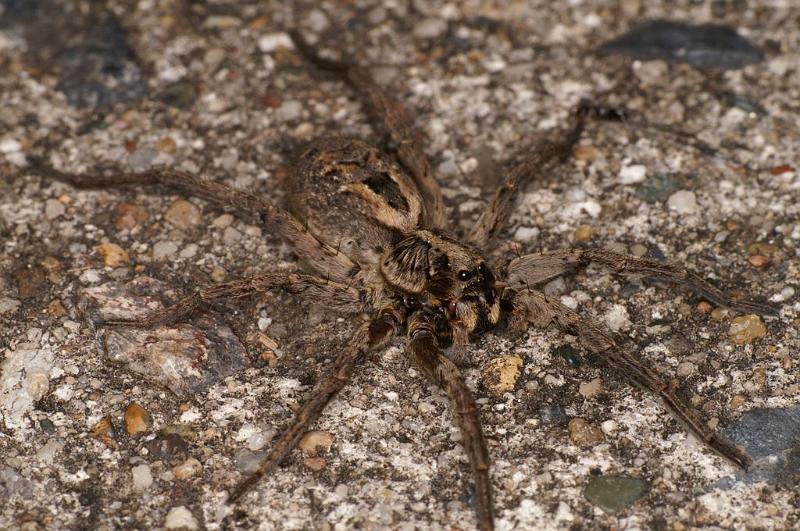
left=553, top=344, right=582, bottom=369
left=538, top=404, right=569, bottom=426
left=39, top=418, right=56, bottom=434
left=723, top=92, right=768, bottom=116
left=620, top=283, right=641, bottom=298
left=146, top=432, right=190, bottom=465
left=584, top=475, right=648, bottom=513
left=714, top=406, right=800, bottom=488
left=158, top=81, right=199, bottom=110
left=598, top=20, right=764, bottom=70
left=637, top=173, right=679, bottom=203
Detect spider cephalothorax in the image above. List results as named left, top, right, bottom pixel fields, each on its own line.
left=31, top=29, right=776, bottom=531
left=382, top=230, right=501, bottom=337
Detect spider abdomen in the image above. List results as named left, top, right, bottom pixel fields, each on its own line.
left=288, top=137, right=424, bottom=268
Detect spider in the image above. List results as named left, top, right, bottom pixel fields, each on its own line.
left=31, top=30, right=775, bottom=531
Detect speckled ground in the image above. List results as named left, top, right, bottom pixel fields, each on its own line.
left=1, top=1, right=799, bottom=530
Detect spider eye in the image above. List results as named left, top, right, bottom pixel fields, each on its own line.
left=458, top=270, right=472, bottom=281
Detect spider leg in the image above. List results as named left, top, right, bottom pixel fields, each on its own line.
left=27, top=161, right=358, bottom=283
left=228, top=308, right=401, bottom=502
left=468, top=102, right=591, bottom=249
left=407, top=311, right=493, bottom=531
left=100, top=273, right=364, bottom=328
left=289, top=29, right=447, bottom=229
left=510, top=288, right=752, bottom=470
left=507, top=247, right=777, bottom=316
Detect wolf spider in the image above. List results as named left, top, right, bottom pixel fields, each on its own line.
left=32, top=30, right=775, bottom=530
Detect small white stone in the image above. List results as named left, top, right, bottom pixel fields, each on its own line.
left=132, top=464, right=153, bottom=490
left=36, top=439, right=64, bottom=464
left=307, top=9, right=329, bottom=32
left=180, top=243, right=198, bottom=259
left=543, top=277, right=566, bottom=296
left=0, top=137, right=22, bottom=153
left=79, top=269, right=101, bottom=284
left=0, top=297, right=20, bottom=315
left=667, top=190, right=699, bottom=215
left=222, top=226, right=241, bottom=245
left=45, top=199, right=66, bottom=220
left=601, top=420, right=618, bottom=434
left=414, top=18, right=447, bottom=39
left=580, top=200, right=602, bottom=218
left=152, top=241, right=179, bottom=260
left=165, top=506, right=198, bottom=530
left=604, top=304, right=631, bottom=332
left=276, top=100, right=303, bottom=122
left=258, top=33, right=293, bottom=53
left=514, top=226, right=540, bottom=243
left=619, top=164, right=647, bottom=184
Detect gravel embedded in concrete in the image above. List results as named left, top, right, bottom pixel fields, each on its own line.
left=1, top=1, right=798, bottom=530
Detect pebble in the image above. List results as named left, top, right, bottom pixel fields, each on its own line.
left=697, top=301, right=713, bottom=314
left=258, top=33, right=293, bottom=53
left=514, top=226, right=539, bottom=243
left=15, top=266, right=45, bottom=298
left=539, top=404, right=569, bottom=425
left=667, top=190, right=699, bottom=215
left=748, top=255, right=769, bottom=269
left=82, top=279, right=249, bottom=398
left=298, top=431, right=334, bottom=456
left=115, top=203, right=148, bottom=231
left=574, top=145, right=601, bottom=161
left=35, top=439, right=64, bottom=464
left=554, top=344, right=582, bottom=368
left=604, top=304, right=631, bottom=332
left=96, top=243, right=130, bottom=267
left=584, top=475, right=647, bottom=513
left=578, top=378, right=603, bottom=399
left=601, top=420, right=618, bottom=434
left=676, top=362, right=695, bottom=377
left=172, top=457, right=202, bottom=480
left=158, top=81, right=197, bottom=110
left=748, top=242, right=778, bottom=257
left=91, top=416, right=118, bottom=448
left=0, top=297, right=20, bottom=315
left=598, top=20, right=763, bottom=70
left=204, top=15, right=241, bottom=29
left=125, top=402, right=153, bottom=436
left=568, top=418, right=605, bottom=447
left=574, top=225, right=594, bottom=243
left=128, top=147, right=157, bottom=172
left=157, top=137, right=177, bottom=154
left=165, top=199, right=202, bottom=230
left=543, top=277, right=566, bottom=296
left=222, top=226, right=241, bottom=245
left=212, top=213, right=234, bottom=229
left=728, top=315, right=767, bottom=345
left=307, top=9, right=329, bottom=32
left=482, top=355, right=524, bottom=397
left=152, top=240, right=179, bottom=260
left=630, top=244, right=648, bottom=257
left=414, top=18, right=447, bottom=39
left=165, top=506, right=198, bottom=530
left=275, top=100, right=303, bottom=122
left=619, top=164, right=647, bottom=184
left=132, top=464, right=153, bottom=490
left=730, top=394, right=747, bottom=410
left=304, top=457, right=327, bottom=471
left=45, top=198, right=66, bottom=220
